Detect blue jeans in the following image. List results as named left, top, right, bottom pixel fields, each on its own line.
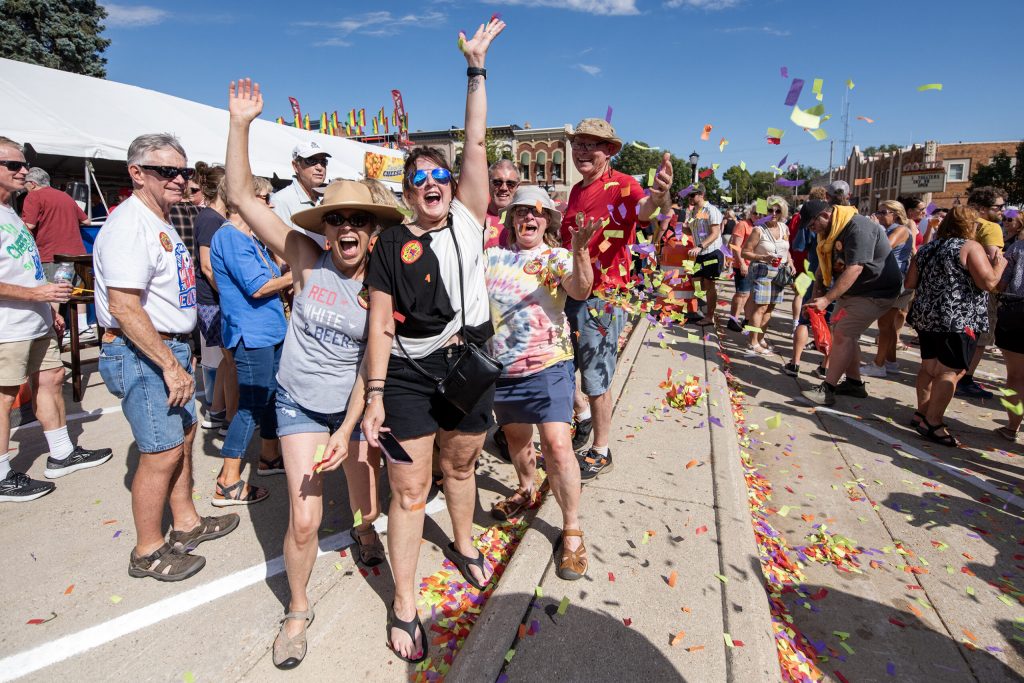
left=98, top=337, right=196, bottom=453
left=220, top=341, right=281, bottom=459
left=566, top=296, right=626, bottom=396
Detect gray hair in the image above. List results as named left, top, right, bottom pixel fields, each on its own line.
left=0, top=136, right=23, bottom=154
left=127, top=133, right=187, bottom=167
left=488, top=158, right=519, bottom=178
left=25, top=168, right=50, bottom=186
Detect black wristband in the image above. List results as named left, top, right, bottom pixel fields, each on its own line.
left=467, top=67, right=487, bottom=79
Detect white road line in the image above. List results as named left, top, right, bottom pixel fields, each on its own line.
left=11, top=404, right=123, bottom=435
left=0, top=497, right=447, bottom=682
left=815, top=407, right=1024, bottom=510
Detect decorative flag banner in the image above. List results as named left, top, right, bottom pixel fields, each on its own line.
left=846, top=79, right=855, bottom=90
left=784, top=79, right=805, bottom=106
left=780, top=66, right=788, bottom=78
left=812, top=78, right=823, bottom=101
left=288, top=96, right=302, bottom=119
left=790, top=105, right=821, bottom=129
left=605, top=106, right=613, bottom=123
left=701, top=124, right=713, bottom=141
left=776, top=178, right=805, bottom=188
left=856, top=116, right=875, bottom=123
left=918, top=83, right=943, bottom=91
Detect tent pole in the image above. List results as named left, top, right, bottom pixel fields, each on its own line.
left=84, top=158, right=91, bottom=219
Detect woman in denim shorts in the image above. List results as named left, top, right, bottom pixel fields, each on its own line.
left=226, top=81, right=406, bottom=670
left=485, top=186, right=599, bottom=580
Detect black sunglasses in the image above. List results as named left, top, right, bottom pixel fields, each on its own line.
left=0, top=160, right=30, bottom=172
left=140, top=165, right=195, bottom=180
left=298, top=156, right=329, bottom=168
left=323, top=212, right=371, bottom=228
left=491, top=179, right=519, bottom=189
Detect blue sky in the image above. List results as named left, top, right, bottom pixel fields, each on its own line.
left=99, top=0, right=1021, bottom=179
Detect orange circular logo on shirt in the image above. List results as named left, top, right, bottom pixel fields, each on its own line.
left=523, top=259, right=543, bottom=275
left=401, top=240, right=423, bottom=264
left=158, top=232, right=174, bottom=252
left=357, top=285, right=369, bottom=310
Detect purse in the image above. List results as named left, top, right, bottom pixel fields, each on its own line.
left=395, top=219, right=502, bottom=414
left=761, top=224, right=794, bottom=288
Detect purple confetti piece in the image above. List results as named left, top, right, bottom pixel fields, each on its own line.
left=680, top=352, right=688, bottom=360
left=605, top=106, right=613, bottom=123
left=497, top=676, right=510, bottom=683
left=775, top=178, right=805, bottom=187
left=754, top=215, right=771, bottom=226
left=720, top=243, right=733, bottom=259
left=925, top=201, right=937, bottom=215
left=709, top=416, right=723, bottom=428
left=677, top=184, right=696, bottom=199
left=618, top=203, right=627, bottom=219
left=781, top=66, right=789, bottom=78
left=113, top=530, right=122, bottom=538
left=887, top=663, right=896, bottom=676
left=784, top=79, right=804, bottom=106
left=778, top=154, right=788, bottom=168
left=1005, top=208, right=1020, bottom=220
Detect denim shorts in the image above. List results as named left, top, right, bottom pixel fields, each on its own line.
left=494, top=361, right=575, bottom=426
left=732, top=267, right=753, bottom=294
left=98, top=336, right=196, bottom=453
left=566, top=295, right=626, bottom=396
left=275, top=387, right=364, bottom=440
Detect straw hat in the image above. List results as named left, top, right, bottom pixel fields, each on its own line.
left=291, top=180, right=403, bottom=233
left=568, top=118, right=623, bottom=155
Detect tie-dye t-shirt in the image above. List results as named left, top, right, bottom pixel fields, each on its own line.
left=485, top=245, right=574, bottom=378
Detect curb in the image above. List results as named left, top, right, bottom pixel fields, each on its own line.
left=704, top=351, right=781, bottom=682
left=447, top=317, right=652, bottom=683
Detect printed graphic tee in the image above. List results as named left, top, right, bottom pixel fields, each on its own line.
left=0, top=203, right=51, bottom=342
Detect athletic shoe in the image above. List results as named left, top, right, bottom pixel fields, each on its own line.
left=202, top=410, right=227, bottom=431
left=44, top=445, right=113, bottom=479
left=571, top=417, right=593, bottom=452
left=834, top=379, right=869, bottom=398
left=955, top=379, right=994, bottom=400
left=493, top=426, right=511, bottom=463
left=0, top=470, right=56, bottom=503
left=726, top=318, right=743, bottom=333
left=860, top=363, right=887, bottom=378
left=783, top=362, right=800, bottom=377
left=801, top=382, right=836, bottom=406
left=813, top=365, right=828, bottom=379
left=884, top=361, right=901, bottom=373
left=578, top=448, right=613, bottom=481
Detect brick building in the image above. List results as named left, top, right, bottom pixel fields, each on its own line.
left=815, top=139, right=1021, bottom=213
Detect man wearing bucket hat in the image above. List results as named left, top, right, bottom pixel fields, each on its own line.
left=227, top=77, right=405, bottom=668
left=560, top=117, right=673, bottom=480
left=270, top=140, right=331, bottom=249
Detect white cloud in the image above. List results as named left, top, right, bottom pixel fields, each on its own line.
left=102, top=3, right=169, bottom=27
left=492, top=1, right=639, bottom=16
left=299, top=10, right=446, bottom=40
left=314, top=37, right=353, bottom=47
left=575, top=63, right=602, bottom=76
left=665, top=0, right=742, bottom=9
left=720, top=25, right=791, bottom=36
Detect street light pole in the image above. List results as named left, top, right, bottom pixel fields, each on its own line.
left=689, top=150, right=700, bottom=185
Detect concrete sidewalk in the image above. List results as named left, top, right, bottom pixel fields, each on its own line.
left=449, top=320, right=778, bottom=682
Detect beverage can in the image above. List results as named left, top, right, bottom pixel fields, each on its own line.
left=54, top=263, right=75, bottom=284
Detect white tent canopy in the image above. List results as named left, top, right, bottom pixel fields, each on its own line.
left=0, top=58, right=402, bottom=181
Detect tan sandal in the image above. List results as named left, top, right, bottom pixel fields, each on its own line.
left=491, top=487, right=535, bottom=521
left=273, top=609, right=314, bottom=670
left=556, top=529, right=588, bottom=581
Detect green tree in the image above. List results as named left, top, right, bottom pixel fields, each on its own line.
left=0, top=1, right=110, bottom=77
left=611, top=142, right=721, bottom=202
left=862, top=143, right=901, bottom=156
left=969, top=145, right=1023, bottom=204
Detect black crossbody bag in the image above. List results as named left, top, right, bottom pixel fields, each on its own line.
left=395, top=219, right=502, bottom=414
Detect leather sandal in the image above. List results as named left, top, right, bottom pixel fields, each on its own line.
left=386, top=602, right=427, bottom=663
left=490, top=487, right=536, bottom=521
left=442, top=542, right=492, bottom=591
left=212, top=479, right=269, bottom=507
left=273, top=609, right=314, bottom=670
left=556, top=530, right=588, bottom=581
left=352, top=525, right=386, bottom=567
left=915, top=418, right=961, bottom=448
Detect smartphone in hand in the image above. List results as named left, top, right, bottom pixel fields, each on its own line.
left=378, top=430, right=413, bottom=465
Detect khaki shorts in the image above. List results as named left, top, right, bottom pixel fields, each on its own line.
left=977, top=296, right=998, bottom=347
left=893, top=289, right=914, bottom=312
left=833, top=295, right=897, bottom=339
left=0, top=334, right=63, bottom=386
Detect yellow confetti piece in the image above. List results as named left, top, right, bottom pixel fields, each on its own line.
left=812, top=77, right=823, bottom=100
left=765, top=414, right=781, bottom=430
left=183, top=673, right=195, bottom=683
left=917, top=83, right=943, bottom=91
left=1000, top=398, right=1023, bottom=415
left=790, top=105, right=821, bottom=130
left=334, top=561, right=343, bottom=571
left=724, top=633, right=735, bottom=647
left=353, top=509, right=363, bottom=527
left=756, top=198, right=768, bottom=214
left=535, top=585, right=544, bottom=598
left=720, top=195, right=732, bottom=203
left=742, top=325, right=763, bottom=334
left=714, top=573, right=728, bottom=583
left=647, top=168, right=656, bottom=186
left=795, top=272, right=814, bottom=296
left=604, top=229, right=624, bottom=239
left=766, top=127, right=785, bottom=140
left=719, top=137, right=728, bottom=152
left=603, top=181, right=620, bottom=190
left=846, top=79, right=855, bottom=90
left=739, top=160, right=746, bottom=172
left=557, top=595, right=570, bottom=615
left=598, top=239, right=612, bottom=253
left=110, top=595, right=122, bottom=604
left=313, top=444, right=325, bottom=464
left=505, top=648, right=516, bottom=663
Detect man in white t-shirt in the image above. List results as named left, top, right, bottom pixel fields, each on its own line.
left=0, top=136, right=112, bottom=504
left=685, top=185, right=724, bottom=326
left=270, top=140, right=328, bottom=249
left=94, top=133, right=238, bottom=582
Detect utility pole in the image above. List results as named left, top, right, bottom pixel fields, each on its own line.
left=841, top=88, right=852, bottom=163
left=828, top=140, right=835, bottom=182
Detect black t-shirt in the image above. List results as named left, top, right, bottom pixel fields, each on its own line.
left=194, top=207, right=226, bottom=305
left=723, top=218, right=737, bottom=237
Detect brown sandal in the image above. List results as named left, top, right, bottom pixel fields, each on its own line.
left=556, top=529, right=588, bottom=581
left=491, top=487, right=536, bottom=521
left=352, top=525, right=386, bottom=567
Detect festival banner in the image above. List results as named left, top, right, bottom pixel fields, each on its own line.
left=364, top=151, right=404, bottom=184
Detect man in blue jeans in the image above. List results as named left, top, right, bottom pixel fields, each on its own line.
left=559, top=118, right=672, bottom=480
left=94, top=133, right=238, bottom=582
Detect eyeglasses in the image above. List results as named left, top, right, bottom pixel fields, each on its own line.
left=409, top=168, right=452, bottom=188
left=323, top=211, right=372, bottom=228
left=256, top=194, right=272, bottom=205
left=513, top=206, right=544, bottom=219
left=874, top=209, right=893, bottom=215
left=991, top=203, right=1006, bottom=210
left=491, top=179, right=519, bottom=190
left=570, top=141, right=606, bottom=152
left=297, top=156, right=329, bottom=168
left=139, top=165, right=195, bottom=180
left=0, top=160, right=30, bottom=172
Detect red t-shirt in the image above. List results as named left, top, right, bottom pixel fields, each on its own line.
left=560, top=169, right=645, bottom=295
left=483, top=210, right=507, bottom=250
left=21, top=187, right=87, bottom=262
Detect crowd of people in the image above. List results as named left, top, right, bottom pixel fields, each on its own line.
left=0, top=16, right=1020, bottom=671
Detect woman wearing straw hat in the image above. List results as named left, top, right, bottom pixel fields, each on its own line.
left=485, top=185, right=599, bottom=579
left=226, top=78, right=404, bottom=669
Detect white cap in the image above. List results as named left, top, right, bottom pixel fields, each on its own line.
left=292, top=140, right=331, bottom=161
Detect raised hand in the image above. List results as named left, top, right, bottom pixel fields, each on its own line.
left=651, top=151, right=673, bottom=201
left=459, top=16, right=506, bottom=67
left=569, top=216, right=602, bottom=253
left=228, top=78, right=263, bottom=123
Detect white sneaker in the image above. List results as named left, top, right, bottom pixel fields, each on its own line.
left=884, top=361, right=900, bottom=373
left=860, top=362, right=887, bottom=378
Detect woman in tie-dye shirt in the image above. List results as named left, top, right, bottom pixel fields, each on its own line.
left=484, top=185, right=599, bottom=581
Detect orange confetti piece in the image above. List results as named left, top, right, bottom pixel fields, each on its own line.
left=425, top=274, right=430, bottom=283
left=671, top=630, right=686, bottom=646
left=962, top=552, right=974, bottom=560
left=620, top=187, right=630, bottom=198
left=856, top=116, right=875, bottom=123
left=668, top=571, right=678, bottom=587
left=801, top=514, right=815, bottom=523
left=102, top=519, right=117, bottom=525
left=64, top=584, right=74, bottom=595
left=962, top=628, right=978, bottom=642
left=685, top=459, right=698, bottom=469
left=518, top=624, right=527, bottom=639
left=410, top=502, right=425, bottom=511
left=909, top=604, right=924, bottom=618
left=700, top=124, right=712, bottom=141
left=687, top=645, right=705, bottom=652
left=535, top=199, right=543, bottom=214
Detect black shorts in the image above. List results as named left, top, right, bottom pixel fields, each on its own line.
left=995, top=324, right=1024, bottom=355
left=693, top=250, right=724, bottom=280
left=383, top=346, right=495, bottom=440
left=917, top=330, right=977, bottom=371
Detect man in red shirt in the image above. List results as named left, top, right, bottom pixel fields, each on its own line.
left=21, top=168, right=89, bottom=282
left=560, top=118, right=672, bottom=480
left=483, top=159, right=520, bottom=249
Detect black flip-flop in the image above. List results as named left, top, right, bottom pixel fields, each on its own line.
left=386, top=603, right=427, bottom=663
left=443, top=542, right=491, bottom=591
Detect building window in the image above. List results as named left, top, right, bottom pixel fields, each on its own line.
left=535, top=151, right=547, bottom=180
left=552, top=150, right=563, bottom=180
left=519, top=151, right=531, bottom=181
left=945, top=159, right=970, bottom=182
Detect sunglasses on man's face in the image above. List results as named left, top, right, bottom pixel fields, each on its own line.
left=409, top=167, right=452, bottom=188
left=571, top=141, right=606, bottom=152
left=298, top=156, right=329, bottom=169
left=140, top=165, right=195, bottom=180
left=491, top=179, right=518, bottom=190
left=323, top=212, right=372, bottom=228
left=0, top=160, right=30, bottom=172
